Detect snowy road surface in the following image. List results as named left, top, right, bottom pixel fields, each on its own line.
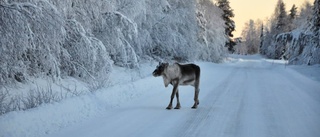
left=1, top=55, right=320, bottom=137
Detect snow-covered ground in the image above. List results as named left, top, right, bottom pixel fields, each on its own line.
left=1, top=55, right=319, bottom=137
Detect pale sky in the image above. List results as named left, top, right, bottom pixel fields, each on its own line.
left=229, top=0, right=314, bottom=37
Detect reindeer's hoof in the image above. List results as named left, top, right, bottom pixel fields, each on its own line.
left=174, top=103, right=181, bottom=109
left=166, top=106, right=172, bottom=110
left=191, top=105, right=198, bottom=109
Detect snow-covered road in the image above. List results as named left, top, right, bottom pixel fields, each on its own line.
left=1, top=55, right=319, bottom=137
left=46, top=55, right=320, bottom=137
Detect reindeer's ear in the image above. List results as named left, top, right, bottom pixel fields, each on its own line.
left=164, top=62, right=169, bottom=67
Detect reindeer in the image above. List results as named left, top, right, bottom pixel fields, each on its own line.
left=152, top=62, right=200, bottom=109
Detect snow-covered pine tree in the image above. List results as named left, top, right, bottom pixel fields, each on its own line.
left=313, top=0, right=320, bottom=34
left=266, top=0, right=288, bottom=59
left=275, top=0, right=288, bottom=33
left=260, top=26, right=272, bottom=57
left=288, top=4, right=297, bottom=31
left=294, top=1, right=313, bottom=30
left=216, top=0, right=236, bottom=53
left=265, top=0, right=297, bottom=59
left=310, top=0, right=320, bottom=64
left=259, top=23, right=264, bottom=54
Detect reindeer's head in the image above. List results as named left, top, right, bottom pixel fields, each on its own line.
left=152, top=62, right=169, bottom=77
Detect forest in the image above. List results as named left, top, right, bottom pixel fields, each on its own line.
left=0, top=0, right=228, bottom=86
left=237, top=0, right=320, bottom=65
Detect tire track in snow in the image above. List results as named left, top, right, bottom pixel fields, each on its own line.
left=259, top=67, right=320, bottom=137
left=204, top=67, right=248, bottom=137
left=177, top=67, right=244, bottom=137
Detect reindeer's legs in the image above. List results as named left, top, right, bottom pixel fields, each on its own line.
left=192, top=88, right=200, bottom=109
left=174, top=89, right=181, bottom=109
left=166, top=88, right=175, bottom=109
left=167, top=82, right=178, bottom=110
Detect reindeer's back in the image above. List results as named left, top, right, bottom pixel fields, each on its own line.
left=179, top=63, right=200, bottom=76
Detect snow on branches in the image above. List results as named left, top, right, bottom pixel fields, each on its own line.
left=1, top=0, right=228, bottom=86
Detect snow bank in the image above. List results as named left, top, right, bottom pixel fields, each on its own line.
left=0, top=62, right=160, bottom=137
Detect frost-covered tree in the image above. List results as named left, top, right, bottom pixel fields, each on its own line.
left=288, top=4, right=297, bottom=31
left=63, top=19, right=113, bottom=81
left=0, top=0, right=113, bottom=86
left=196, top=0, right=227, bottom=62
left=279, top=3, right=288, bottom=30
left=0, top=1, right=66, bottom=85
left=0, top=0, right=228, bottom=87
left=259, top=23, right=264, bottom=54
left=289, top=5, right=297, bottom=20
left=216, top=0, right=236, bottom=53
left=266, top=0, right=320, bottom=65
left=294, top=1, right=313, bottom=30
left=273, top=0, right=288, bottom=33
left=241, top=20, right=256, bottom=54
left=312, top=0, right=320, bottom=34
left=261, top=0, right=289, bottom=59
left=309, top=0, right=320, bottom=64
left=147, top=0, right=199, bottom=61
left=234, top=37, right=245, bottom=54
left=241, top=19, right=261, bottom=54
left=260, top=26, right=271, bottom=56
